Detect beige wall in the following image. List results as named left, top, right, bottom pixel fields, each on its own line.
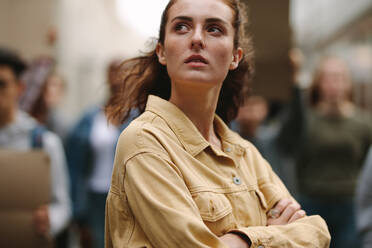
left=0, top=0, right=55, bottom=60
left=56, top=0, right=147, bottom=122
left=246, top=0, right=292, bottom=102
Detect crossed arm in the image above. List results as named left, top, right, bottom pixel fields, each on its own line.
left=113, top=152, right=330, bottom=248
left=220, top=198, right=307, bottom=248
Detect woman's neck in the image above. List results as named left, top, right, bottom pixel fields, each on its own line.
left=316, top=100, right=354, bottom=117
left=169, top=84, right=222, bottom=148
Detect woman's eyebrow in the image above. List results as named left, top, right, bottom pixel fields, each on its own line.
left=170, top=16, right=228, bottom=26
left=205, top=18, right=228, bottom=26
left=171, top=16, right=192, bottom=23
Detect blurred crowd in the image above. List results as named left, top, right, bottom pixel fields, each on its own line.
left=232, top=50, right=372, bottom=248
left=0, top=44, right=372, bottom=248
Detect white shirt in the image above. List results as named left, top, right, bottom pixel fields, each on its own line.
left=89, top=111, right=120, bottom=193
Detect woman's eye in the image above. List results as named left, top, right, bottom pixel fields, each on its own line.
left=175, top=23, right=189, bottom=32
left=208, top=26, right=223, bottom=34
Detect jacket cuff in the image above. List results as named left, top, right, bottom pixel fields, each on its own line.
left=229, top=228, right=269, bottom=248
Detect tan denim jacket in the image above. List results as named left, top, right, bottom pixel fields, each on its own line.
left=105, top=95, right=330, bottom=248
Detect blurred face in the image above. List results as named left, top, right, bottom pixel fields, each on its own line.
left=156, top=0, right=242, bottom=89
left=0, top=66, right=20, bottom=119
left=318, top=59, right=351, bottom=104
left=237, top=96, right=268, bottom=127
left=44, top=74, right=65, bottom=108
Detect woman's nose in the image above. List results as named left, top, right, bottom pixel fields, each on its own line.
left=191, top=27, right=205, bottom=50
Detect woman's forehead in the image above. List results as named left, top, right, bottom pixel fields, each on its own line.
left=322, top=60, right=348, bottom=74
left=167, top=0, right=234, bottom=24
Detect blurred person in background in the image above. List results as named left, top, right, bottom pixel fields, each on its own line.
left=356, top=146, right=372, bottom=248
left=20, top=56, right=69, bottom=141
left=233, top=95, right=269, bottom=151
left=231, top=49, right=305, bottom=196
left=279, top=55, right=372, bottom=248
left=65, top=60, right=136, bottom=248
left=232, top=95, right=298, bottom=195
left=0, top=48, right=71, bottom=246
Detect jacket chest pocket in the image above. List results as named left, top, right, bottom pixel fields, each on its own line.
left=192, top=192, right=236, bottom=236
left=226, top=188, right=268, bottom=227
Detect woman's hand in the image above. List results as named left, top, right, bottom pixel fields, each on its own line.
left=219, top=233, right=251, bottom=248
left=267, top=198, right=306, bottom=226
left=289, top=48, right=304, bottom=85
left=33, top=205, right=50, bottom=236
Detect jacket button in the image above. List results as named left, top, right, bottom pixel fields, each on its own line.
left=233, top=176, right=241, bottom=185
left=258, top=246, right=265, bottom=248
left=225, top=147, right=232, bottom=152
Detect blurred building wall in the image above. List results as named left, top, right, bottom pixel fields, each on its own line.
left=0, top=0, right=55, bottom=60
left=245, top=0, right=292, bottom=103
left=292, top=0, right=372, bottom=51
left=56, top=0, right=147, bottom=123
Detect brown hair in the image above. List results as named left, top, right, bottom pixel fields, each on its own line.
left=105, top=0, right=254, bottom=124
left=309, top=56, right=352, bottom=107
left=0, top=47, right=27, bottom=80
left=29, top=71, right=65, bottom=124
left=20, top=56, right=55, bottom=124
left=29, top=81, right=49, bottom=124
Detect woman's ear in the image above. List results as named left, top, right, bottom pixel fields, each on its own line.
left=156, top=43, right=167, bottom=66
left=229, top=47, right=243, bottom=70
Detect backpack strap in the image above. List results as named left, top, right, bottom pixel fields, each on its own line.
left=31, top=125, right=46, bottom=148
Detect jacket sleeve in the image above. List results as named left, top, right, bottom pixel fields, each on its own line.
left=119, top=152, right=231, bottom=248
left=65, top=113, right=93, bottom=223
left=230, top=158, right=331, bottom=248
left=231, top=216, right=330, bottom=248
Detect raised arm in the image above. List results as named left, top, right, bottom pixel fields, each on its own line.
left=276, top=85, right=307, bottom=156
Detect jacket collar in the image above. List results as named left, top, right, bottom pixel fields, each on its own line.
left=145, top=95, right=245, bottom=157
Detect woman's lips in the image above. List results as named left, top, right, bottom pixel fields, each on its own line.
left=185, top=55, right=208, bottom=64
left=185, top=55, right=208, bottom=68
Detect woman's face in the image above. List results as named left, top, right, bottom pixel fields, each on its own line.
left=44, top=74, right=65, bottom=108
left=156, top=0, right=242, bottom=89
left=318, top=58, right=351, bottom=104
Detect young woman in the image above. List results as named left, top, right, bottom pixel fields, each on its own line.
left=105, top=0, right=330, bottom=247
left=20, top=56, right=69, bottom=139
